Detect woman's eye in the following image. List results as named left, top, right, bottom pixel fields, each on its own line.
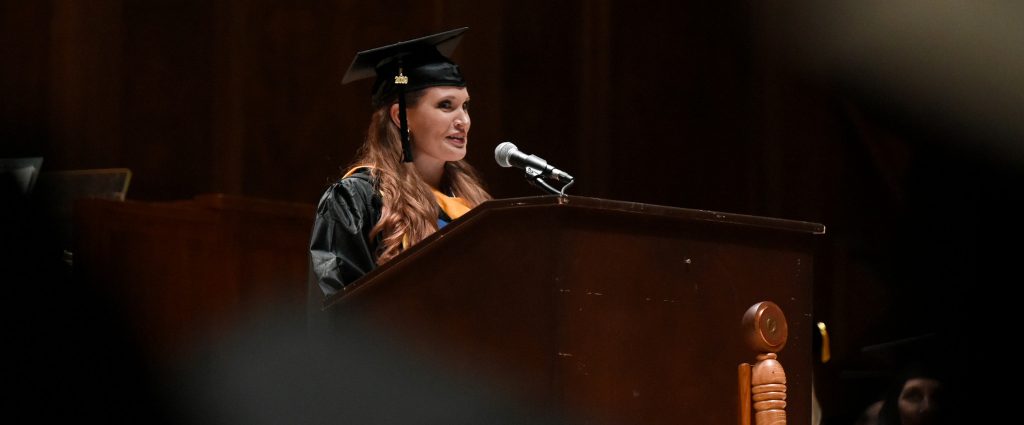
left=901, top=389, right=923, bottom=403
left=462, top=102, right=470, bottom=111
left=438, top=100, right=452, bottom=109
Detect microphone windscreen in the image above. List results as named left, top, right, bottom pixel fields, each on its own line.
left=494, top=142, right=517, bottom=167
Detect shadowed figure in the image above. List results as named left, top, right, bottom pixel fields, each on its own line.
left=875, top=366, right=953, bottom=425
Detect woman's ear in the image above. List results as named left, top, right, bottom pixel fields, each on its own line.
left=388, top=103, right=401, bottom=127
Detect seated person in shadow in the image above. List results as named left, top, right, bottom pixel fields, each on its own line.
left=875, top=364, right=953, bottom=425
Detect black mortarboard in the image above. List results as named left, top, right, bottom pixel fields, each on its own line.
left=342, top=28, right=468, bottom=162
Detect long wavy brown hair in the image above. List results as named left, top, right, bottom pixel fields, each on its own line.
left=350, top=89, right=491, bottom=264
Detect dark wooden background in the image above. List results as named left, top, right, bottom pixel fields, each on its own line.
left=3, top=1, right=1020, bottom=423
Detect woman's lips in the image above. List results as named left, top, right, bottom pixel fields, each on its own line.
left=446, top=134, right=467, bottom=147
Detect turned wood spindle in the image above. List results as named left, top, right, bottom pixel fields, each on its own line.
left=739, top=301, right=789, bottom=425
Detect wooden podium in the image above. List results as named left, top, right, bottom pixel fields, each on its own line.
left=319, top=196, right=824, bottom=425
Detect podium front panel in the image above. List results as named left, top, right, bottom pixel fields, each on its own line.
left=323, top=197, right=820, bottom=425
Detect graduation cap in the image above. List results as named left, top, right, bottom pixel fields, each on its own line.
left=343, top=27, right=469, bottom=162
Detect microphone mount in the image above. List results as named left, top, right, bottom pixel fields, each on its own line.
left=524, top=166, right=575, bottom=196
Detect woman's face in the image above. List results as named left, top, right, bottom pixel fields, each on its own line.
left=897, top=377, right=942, bottom=425
left=405, top=86, right=471, bottom=166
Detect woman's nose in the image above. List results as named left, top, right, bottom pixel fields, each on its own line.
left=918, top=397, right=933, bottom=413
left=455, top=111, right=470, bottom=130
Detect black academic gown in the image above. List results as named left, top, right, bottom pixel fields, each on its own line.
left=307, top=168, right=461, bottom=297
left=308, top=169, right=382, bottom=297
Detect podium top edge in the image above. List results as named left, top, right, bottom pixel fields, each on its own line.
left=478, top=195, right=826, bottom=235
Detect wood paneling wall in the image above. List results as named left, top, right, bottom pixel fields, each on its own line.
left=3, top=1, right=815, bottom=212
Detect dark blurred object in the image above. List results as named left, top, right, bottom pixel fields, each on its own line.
left=175, top=309, right=567, bottom=425
left=769, top=3, right=1024, bottom=423
left=786, top=0, right=1024, bottom=155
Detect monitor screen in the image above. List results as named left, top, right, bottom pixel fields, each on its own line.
left=0, top=157, right=44, bottom=195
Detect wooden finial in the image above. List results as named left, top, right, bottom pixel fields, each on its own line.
left=739, top=301, right=789, bottom=425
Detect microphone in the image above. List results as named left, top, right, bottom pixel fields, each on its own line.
left=494, top=142, right=574, bottom=183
